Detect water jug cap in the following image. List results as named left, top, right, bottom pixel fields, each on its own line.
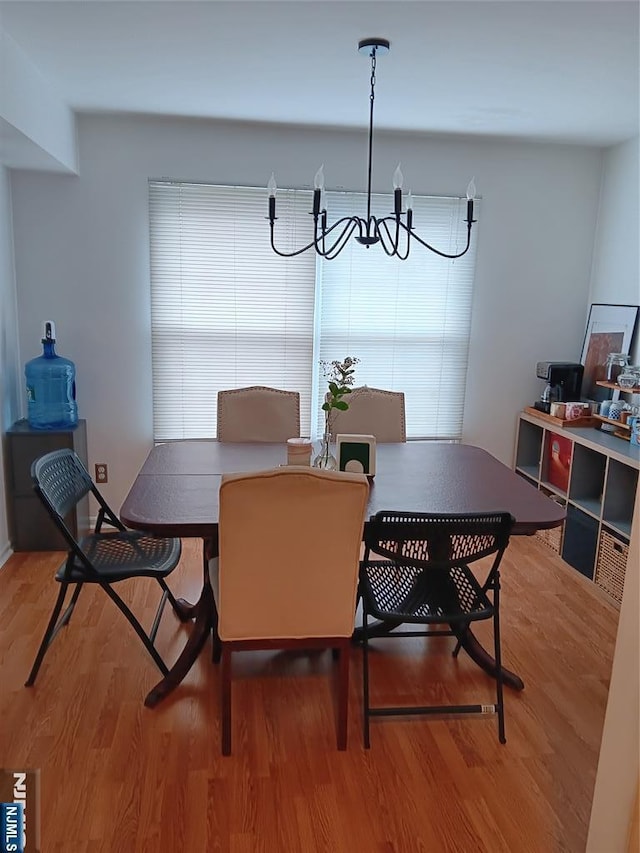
left=42, top=320, right=56, bottom=342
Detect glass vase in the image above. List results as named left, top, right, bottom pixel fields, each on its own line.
left=313, top=430, right=337, bottom=470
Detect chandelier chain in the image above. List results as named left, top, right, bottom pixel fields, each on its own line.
left=370, top=49, right=377, bottom=105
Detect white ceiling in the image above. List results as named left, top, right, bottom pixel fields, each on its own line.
left=0, top=0, right=639, bottom=146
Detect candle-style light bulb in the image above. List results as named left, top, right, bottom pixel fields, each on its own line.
left=406, top=189, right=413, bottom=230
left=393, top=163, right=403, bottom=216
left=268, top=173, right=277, bottom=222
left=313, top=165, right=324, bottom=218
left=466, top=177, right=476, bottom=223
left=466, top=177, right=476, bottom=200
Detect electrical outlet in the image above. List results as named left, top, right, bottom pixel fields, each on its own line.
left=95, top=463, right=108, bottom=484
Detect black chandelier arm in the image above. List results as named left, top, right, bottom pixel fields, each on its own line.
left=377, top=218, right=411, bottom=260
left=269, top=224, right=324, bottom=258
left=378, top=216, right=475, bottom=259
left=376, top=217, right=404, bottom=258
left=322, top=219, right=360, bottom=260
left=315, top=216, right=362, bottom=258
left=318, top=214, right=361, bottom=239
left=270, top=215, right=361, bottom=258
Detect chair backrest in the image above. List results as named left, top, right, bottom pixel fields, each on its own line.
left=31, top=448, right=122, bottom=554
left=31, top=448, right=93, bottom=530
left=331, top=387, right=406, bottom=442
left=217, top=467, right=369, bottom=641
left=217, top=386, right=301, bottom=442
left=364, top=511, right=514, bottom=568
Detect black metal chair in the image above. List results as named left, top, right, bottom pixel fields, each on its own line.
left=25, top=448, right=183, bottom=688
left=359, top=511, right=514, bottom=746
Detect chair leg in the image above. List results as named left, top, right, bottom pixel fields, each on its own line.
left=211, top=597, right=222, bottom=664
left=336, top=640, right=350, bottom=750
left=362, top=606, right=371, bottom=749
left=221, top=645, right=232, bottom=755
left=100, top=582, right=169, bottom=676
left=25, top=582, right=82, bottom=686
left=157, top=578, right=190, bottom=623
left=492, top=580, right=506, bottom=744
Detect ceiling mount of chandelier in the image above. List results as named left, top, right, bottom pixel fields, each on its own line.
left=267, top=37, right=477, bottom=261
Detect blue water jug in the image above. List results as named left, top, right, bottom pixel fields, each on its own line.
left=25, top=321, right=78, bottom=429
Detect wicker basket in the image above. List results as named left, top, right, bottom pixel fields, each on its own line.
left=536, top=524, right=563, bottom=554
left=595, top=530, right=628, bottom=605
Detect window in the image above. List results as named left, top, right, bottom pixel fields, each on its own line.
left=149, top=181, right=478, bottom=441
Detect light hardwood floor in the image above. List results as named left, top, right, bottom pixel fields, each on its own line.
left=0, top=536, right=618, bottom=852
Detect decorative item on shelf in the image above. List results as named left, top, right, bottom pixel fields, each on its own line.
left=608, top=400, right=626, bottom=421
left=313, top=356, right=360, bottom=470
left=617, top=370, right=637, bottom=389
left=550, top=401, right=566, bottom=419
left=267, top=38, right=476, bottom=261
left=336, top=434, right=377, bottom=475
left=605, top=352, right=631, bottom=383
left=565, top=402, right=588, bottom=421
left=629, top=416, right=640, bottom=446
left=523, top=406, right=597, bottom=428
left=579, top=303, right=639, bottom=398
left=545, top=432, right=572, bottom=493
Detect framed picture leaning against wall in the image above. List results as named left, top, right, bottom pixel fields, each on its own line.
left=580, top=303, right=639, bottom=399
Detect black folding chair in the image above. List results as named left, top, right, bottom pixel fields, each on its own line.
left=359, top=511, right=514, bottom=746
left=26, top=448, right=183, bottom=688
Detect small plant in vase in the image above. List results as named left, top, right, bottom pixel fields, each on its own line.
left=313, top=356, right=360, bottom=469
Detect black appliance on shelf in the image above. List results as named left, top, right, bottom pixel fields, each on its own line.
left=534, top=362, right=584, bottom=413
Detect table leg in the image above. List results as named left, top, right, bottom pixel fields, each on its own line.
left=144, top=537, right=217, bottom=708
left=144, top=581, right=214, bottom=707
left=352, top=620, right=524, bottom=692
left=451, top=624, right=524, bottom=691
left=173, top=597, right=199, bottom=621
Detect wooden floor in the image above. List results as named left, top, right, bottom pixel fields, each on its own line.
left=0, top=536, right=618, bottom=853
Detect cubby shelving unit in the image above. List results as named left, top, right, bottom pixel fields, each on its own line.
left=514, top=410, right=639, bottom=605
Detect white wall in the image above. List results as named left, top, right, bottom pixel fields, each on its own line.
left=8, top=113, right=601, bottom=512
left=0, top=30, right=78, bottom=173
left=588, top=136, right=640, bottom=363
left=0, top=165, right=21, bottom=566
left=587, top=136, right=640, bottom=851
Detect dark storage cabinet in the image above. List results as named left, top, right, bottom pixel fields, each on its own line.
left=561, top=506, right=599, bottom=579
left=5, top=419, right=88, bottom=551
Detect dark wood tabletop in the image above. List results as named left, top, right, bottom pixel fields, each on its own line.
left=120, top=440, right=566, bottom=537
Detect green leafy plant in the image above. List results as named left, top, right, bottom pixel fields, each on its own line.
left=320, top=356, right=360, bottom=433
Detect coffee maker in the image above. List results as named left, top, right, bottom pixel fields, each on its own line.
left=534, top=362, right=584, bottom=413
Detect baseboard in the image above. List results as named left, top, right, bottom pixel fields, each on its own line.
left=0, top=542, right=14, bottom=570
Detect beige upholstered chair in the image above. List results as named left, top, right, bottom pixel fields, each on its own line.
left=216, top=386, right=300, bottom=442
left=331, top=386, right=406, bottom=442
left=208, top=467, right=369, bottom=755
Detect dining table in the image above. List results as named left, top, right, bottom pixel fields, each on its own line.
left=120, top=440, right=566, bottom=707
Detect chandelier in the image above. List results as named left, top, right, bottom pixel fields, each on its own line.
left=267, top=37, right=476, bottom=261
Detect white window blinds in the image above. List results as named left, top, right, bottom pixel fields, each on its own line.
left=149, top=181, right=316, bottom=440
left=316, top=191, right=477, bottom=439
left=149, top=181, right=478, bottom=441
